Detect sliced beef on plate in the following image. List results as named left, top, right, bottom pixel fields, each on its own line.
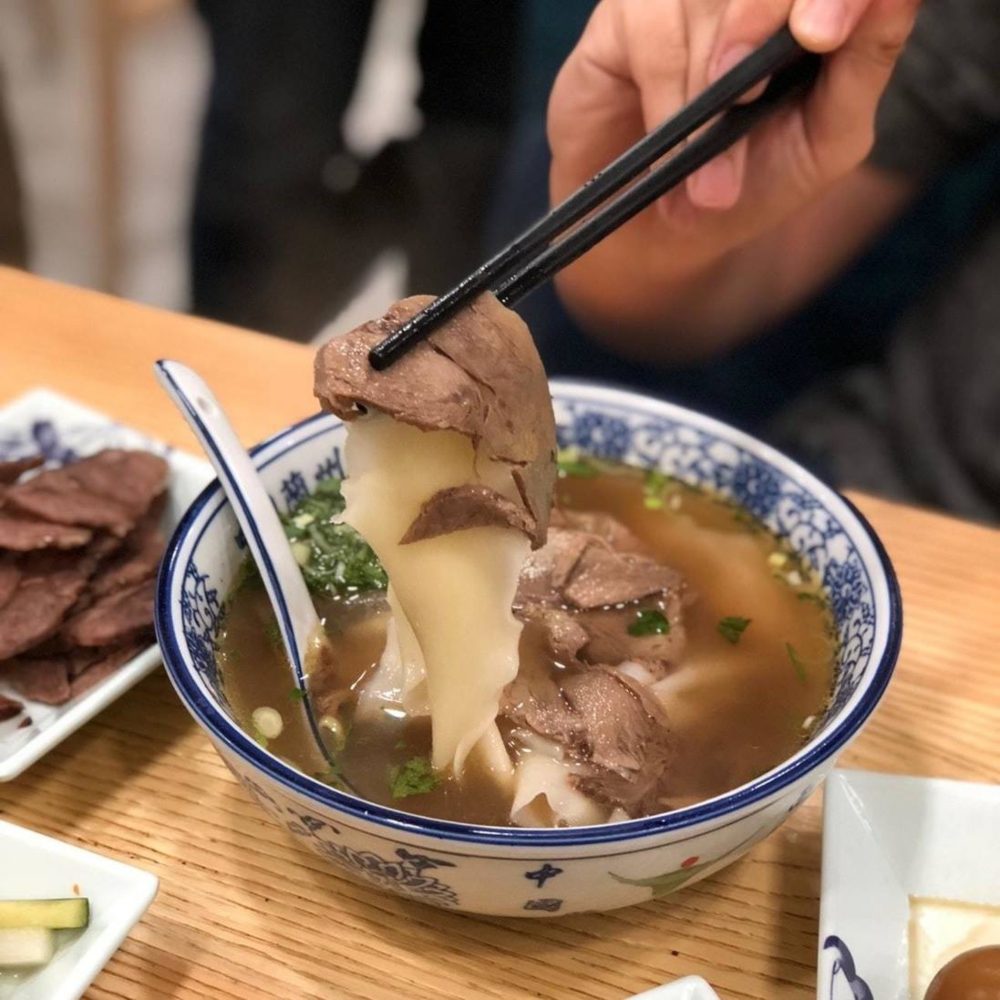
left=70, top=640, right=149, bottom=698
left=0, top=512, right=93, bottom=551
left=0, top=554, right=20, bottom=609
left=88, top=508, right=164, bottom=598
left=0, top=455, right=43, bottom=485
left=0, top=540, right=113, bottom=660
left=503, top=665, right=674, bottom=817
left=514, top=515, right=687, bottom=673
left=5, top=450, right=168, bottom=537
left=61, top=577, right=155, bottom=647
left=0, top=693, right=22, bottom=721
left=0, top=656, right=72, bottom=704
left=314, top=292, right=557, bottom=547
left=1, top=640, right=149, bottom=706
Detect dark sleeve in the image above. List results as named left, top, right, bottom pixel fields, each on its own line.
left=870, top=0, right=1000, bottom=177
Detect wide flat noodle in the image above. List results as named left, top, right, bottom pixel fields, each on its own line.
left=342, top=415, right=529, bottom=774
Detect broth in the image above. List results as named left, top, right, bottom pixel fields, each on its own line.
left=216, top=462, right=836, bottom=826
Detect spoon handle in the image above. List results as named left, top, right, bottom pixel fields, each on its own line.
left=154, top=360, right=319, bottom=684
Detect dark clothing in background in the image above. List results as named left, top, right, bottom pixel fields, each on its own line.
left=497, top=0, right=1000, bottom=522
left=0, top=73, right=27, bottom=269
left=770, top=0, right=1000, bottom=521
left=191, top=1, right=521, bottom=339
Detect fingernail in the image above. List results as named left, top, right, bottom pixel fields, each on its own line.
left=711, top=43, right=755, bottom=83
left=797, top=0, right=847, bottom=46
left=687, top=153, right=740, bottom=210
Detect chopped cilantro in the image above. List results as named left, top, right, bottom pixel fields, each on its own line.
left=628, top=609, right=671, bottom=637
left=270, top=478, right=387, bottom=596
left=797, top=591, right=827, bottom=607
left=786, top=643, right=809, bottom=684
left=264, top=620, right=282, bottom=648
left=388, top=756, right=440, bottom=799
left=252, top=728, right=269, bottom=749
left=556, top=448, right=600, bottom=478
left=288, top=687, right=306, bottom=702
left=642, top=469, right=670, bottom=510
left=718, top=616, right=751, bottom=644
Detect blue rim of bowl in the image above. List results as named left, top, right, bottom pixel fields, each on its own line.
left=155, top=387, right=902, bottom=847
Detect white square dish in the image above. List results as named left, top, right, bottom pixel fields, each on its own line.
left=819, top=768, right=1000, bottom=1000
left=0, top=387, right=212, bottom=780
left=0, top=818, right=158, bottom=1000
left=629, top=976, right=721, bottom=999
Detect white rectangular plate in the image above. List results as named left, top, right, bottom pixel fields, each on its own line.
left=629, top=977, right=721, bottom=999
left=819, top=768, right=1000, bottom=1000
left=0, top=388, right=212, bottom=780
left=0, top=818, right=158, bottom=1000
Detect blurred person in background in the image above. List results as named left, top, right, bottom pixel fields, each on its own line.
left=0, top=72, right=26, bottom=269
left=499, top=0, right=1000, bottom=522
left=191, top=0, right=522, bottom=340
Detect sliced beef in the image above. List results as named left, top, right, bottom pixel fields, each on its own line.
left=89, top=509, right=164, bottom=597
left=400, top=484, right=535, bottom=544
left=5, top=450, right=168, bottom=537
left=61, top=577, right=155, bottom=647
left=514, top=515, right=687, bottom=674
left=504, top=666, right=674, bottom=817
left=551, top=509, right=649, bottom=555
left=0, top=512, right=93, bottom=551
left=0, top=639, right=148, bottom=706
left=314, top=292, right=556, bottom=547
left=0, top=694, right=22, bottom=721
left=564, top=542, right=681, bottom=610
left=0, top=455, right=43, bottom=485
left=517, top=525, right=681, bottom=611
left=70, top=640, right=149, bottom=698
left=575, top=604, right=681, bottom=666
left=0, top=542, right=110, bottom=659
left=0, top=555, right=20, bottom=610
left=1, top=656, right=71, bottom=704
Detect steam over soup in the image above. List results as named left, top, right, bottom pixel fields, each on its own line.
left=216, top=293, right=836, bottom=828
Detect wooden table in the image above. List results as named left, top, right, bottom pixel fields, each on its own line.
left=0, top=266, right=997, bottom=1000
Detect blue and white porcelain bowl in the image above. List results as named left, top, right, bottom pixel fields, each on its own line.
left=155, top=381, right=901, bottom=917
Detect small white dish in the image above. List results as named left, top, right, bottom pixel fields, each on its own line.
left=0, top=388, right=212, bottom=780
left=628, top=976, right=721, bottom=999
left=819, top=768, right=1000, bottom=1000
left=0, top=818, right=158, bottom=1000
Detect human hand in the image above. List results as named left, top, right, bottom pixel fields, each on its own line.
left=547, top=0, right=920, bottom=343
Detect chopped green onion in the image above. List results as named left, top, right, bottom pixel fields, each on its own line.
left=628, top=609, right=671, bottom=637
left=786, top=643, right=809, bottom=684
left=718, top=616, right=751, bottom=644
left=389, top=756, right=440, bottom=799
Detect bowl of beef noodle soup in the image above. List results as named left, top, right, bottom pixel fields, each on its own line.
left=156, top=297, right=900, bottom=917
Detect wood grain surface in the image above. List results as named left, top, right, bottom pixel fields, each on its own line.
left=0, top=267, right=997, bottom=1000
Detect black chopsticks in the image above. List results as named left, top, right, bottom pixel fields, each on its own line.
left=369, top=26, right=820, bottom=371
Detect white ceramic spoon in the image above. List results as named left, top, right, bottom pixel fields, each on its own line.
left=154, top=360, right=330, bottom=749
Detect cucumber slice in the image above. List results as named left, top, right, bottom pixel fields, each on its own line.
left=0, top=927, right=55, bottom=968
left=0, top=898, right=90, bottom=929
